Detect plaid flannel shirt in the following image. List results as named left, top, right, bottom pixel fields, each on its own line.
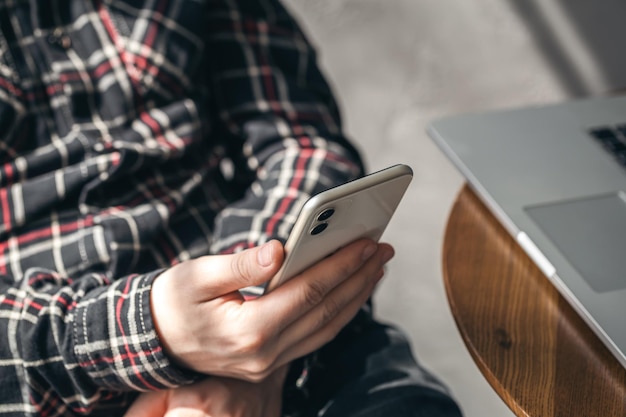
left=0, top=0, right=364, bottom=415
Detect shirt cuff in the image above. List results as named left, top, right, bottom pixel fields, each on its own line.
left=72, top=270, right=200, bottom=392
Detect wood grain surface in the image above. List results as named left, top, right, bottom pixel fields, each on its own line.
left=443, top=185, right=626, bottom=417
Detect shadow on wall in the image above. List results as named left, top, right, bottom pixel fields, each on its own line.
left=509, top=0, right=626, bottom=97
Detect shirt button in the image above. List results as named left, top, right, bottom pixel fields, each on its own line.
left=47, top=28, right=72, bottom=49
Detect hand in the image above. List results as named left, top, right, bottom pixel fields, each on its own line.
left=151, top=238, right=394, bottom=381
left=124, top=365, right=288, bottom=417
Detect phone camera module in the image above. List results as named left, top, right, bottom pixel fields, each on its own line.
left=310, top=223, right=328, bottom=235
left=317, top=208, right=335, bottom=221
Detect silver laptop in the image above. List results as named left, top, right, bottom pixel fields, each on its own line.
left=428, top=94, right=626, bottom=368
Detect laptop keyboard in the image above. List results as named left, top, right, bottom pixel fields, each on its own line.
left=589, top=125, right=626, bottom=166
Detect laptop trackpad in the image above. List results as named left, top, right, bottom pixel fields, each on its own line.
left=525, top=193, right=626, bottom=293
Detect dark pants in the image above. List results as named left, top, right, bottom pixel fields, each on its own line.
left=282, top=309, right=464, bottom=417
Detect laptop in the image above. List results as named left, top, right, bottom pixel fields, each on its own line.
left=427, top=94, right=626, bottom=368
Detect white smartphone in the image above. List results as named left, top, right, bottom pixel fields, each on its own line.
left=263, top=164, right=413, bottom=294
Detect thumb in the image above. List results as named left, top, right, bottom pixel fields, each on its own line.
left=199, top=240, right=284, bottom=296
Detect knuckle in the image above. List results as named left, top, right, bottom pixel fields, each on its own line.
left=231, top=253, right=253, bottom=284
left=317, top=298, right=341, bottom=329
left=337, top=249, right=365, bottom=281
left=237, top=331, right=266, bottom=356
left=243, top=356, right=274, bottom=382
left=336, top=256, right=358, bottom=279
left=302, top=279, right=328, bottom=307
left=234, top=331, right=277, bottom=381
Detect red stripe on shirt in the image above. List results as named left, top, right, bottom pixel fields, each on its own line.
left=0, top=188, right=11, bottom=234
left=1, top=297, right=43, bottom=311
left=264, top=150, right=312, bottom=235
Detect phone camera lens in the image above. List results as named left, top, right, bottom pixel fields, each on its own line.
left=317, top=208, right=335, bottom=221
left=310, top=223, right=328, bottom=235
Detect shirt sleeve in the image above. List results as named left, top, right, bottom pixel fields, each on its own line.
left=206, top=0, right=366, bottom=254
left=0, top=268, right=198, bottom=414
left=0, top=54, right=197, bottom=413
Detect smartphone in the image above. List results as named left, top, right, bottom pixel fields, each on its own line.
left=263, top=164, right=413, bottom=294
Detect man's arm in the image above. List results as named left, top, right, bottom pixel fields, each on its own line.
left=0, top=268, right=198, bottom=414
left=206, top=0, right=366, bottom=254
left=0, top=55, right=199, bottom=413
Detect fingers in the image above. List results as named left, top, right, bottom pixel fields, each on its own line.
left=274, top=243, right=393, bottom=364
left=253, top=240, right=393, bottom=353
left=254, top=239, right=378, bottom=325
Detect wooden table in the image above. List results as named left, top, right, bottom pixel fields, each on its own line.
left=442, top=185, right=626, bottom=417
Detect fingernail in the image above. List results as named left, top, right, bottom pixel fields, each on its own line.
left=362, top=242, right=377, bottom=261
left=257, top=242, right=274, bottom=267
